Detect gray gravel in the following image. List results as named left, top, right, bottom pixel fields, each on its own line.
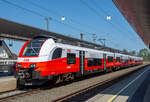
left=4, top=64, right=149, bottom=102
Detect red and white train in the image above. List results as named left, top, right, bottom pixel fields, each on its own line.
left=15, top=35, right=143, bottom=87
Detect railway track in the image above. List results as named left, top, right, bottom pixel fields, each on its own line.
left=0, top=64, right=149, bottom=102
left=0, top=89, right=18, bottom=95
left=0, top=88, right=40, bottom=102
left=52, top=64, right=150, bottom=102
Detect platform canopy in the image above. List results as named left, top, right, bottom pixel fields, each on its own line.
left=0, top=18, right=121, bottom=53
left=113, top=0, right=150, bottom=48
left=0, top=17, right=82, bottom=42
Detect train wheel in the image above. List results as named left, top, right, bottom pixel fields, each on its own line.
left=104, top=68, right=109, bottom=73
left=112, top=67, right=116, bottom=71
left=63, top=73, right=70, bottom=81
left=54, top=75, right=63, bottom=84
left=69, top=73, right=75, bottom=81
left=107, top=67, right=113, bottom=72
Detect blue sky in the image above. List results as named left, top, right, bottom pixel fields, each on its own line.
left=0, top=0, right=147, bottom=55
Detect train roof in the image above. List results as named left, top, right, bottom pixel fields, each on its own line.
left=33, top=34, right=57, bottom=40
left=53, top=38, right=141, bottom=58
left=56, top=42, right=111, bottom=54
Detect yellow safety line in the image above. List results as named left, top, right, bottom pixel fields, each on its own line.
left=107, top=66, right=150, bottom=102
left=107, top=95, right=117, bottom=102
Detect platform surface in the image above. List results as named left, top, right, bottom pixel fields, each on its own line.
left=86, top=65, right=150, bottom=102
left=0, top=76, right=16, bottom=92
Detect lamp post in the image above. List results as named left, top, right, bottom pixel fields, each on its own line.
left=45, top=16, right=65, bottom=31
left=45, top=17, right=51, bottom=31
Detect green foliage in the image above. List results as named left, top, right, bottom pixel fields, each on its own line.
left=122, top=49, right=128, bottom=54
left=122, top=48, right=150, bottom=61
left=138, top=48, right=150, bottom=61
left=129, top=50, right=136, bottom=56
left=122, top=49, right=137, bottom=56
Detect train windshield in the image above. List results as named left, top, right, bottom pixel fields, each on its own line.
left=22, top=38, right=46, bottom=56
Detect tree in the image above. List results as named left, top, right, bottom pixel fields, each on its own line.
left=138, top=49, right=148, bottom=56
left=129, top=50, right=136, bottom=56
left=122, top=49, right=128, bottom=54
left=138, top=48, right=150, bottom=61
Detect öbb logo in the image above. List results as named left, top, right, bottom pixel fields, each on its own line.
left=24, top=59, right=29, bottom=62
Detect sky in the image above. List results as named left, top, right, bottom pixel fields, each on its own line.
left=0, top=0, right=147, bottom=55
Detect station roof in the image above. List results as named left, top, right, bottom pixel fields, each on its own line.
left=0, top=17, right=80, bottom=42
left=113, top=0, right=150, bottom=48
left=0, top=18, right=121, bottom=53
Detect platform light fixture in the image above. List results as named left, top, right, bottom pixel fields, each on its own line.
left=61, top=16, right=65, bottom=21
left=106, top=16, right=111, bottom=20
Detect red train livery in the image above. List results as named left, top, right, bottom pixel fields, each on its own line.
left=15, top=35, right=143, bottom=87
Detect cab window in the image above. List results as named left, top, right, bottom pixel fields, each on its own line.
left=22, top=38, right=46, bottom=56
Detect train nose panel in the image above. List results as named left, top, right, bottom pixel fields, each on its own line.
left=21, top=63, right=31, bottom=68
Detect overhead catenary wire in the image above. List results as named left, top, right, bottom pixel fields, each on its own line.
left=0, top=0, right=138, bottom=50
left=0, top=0, right=94, bottom=35
left=80, top=0, right=124, bottom=37
left=80, top=0, right=140, bottom=48
left=80, top=0, right=121, bottom=36
left=1, top=0, right=46, bottom=18
left=80, top=0, right=125, bottom=46
left=90, top=0, right=144, bottom=48
left=23, top=0, right=105, bottom=35
left=1, top=0, right=112, bottom=46
left=90, top=0, right=138, bottom=38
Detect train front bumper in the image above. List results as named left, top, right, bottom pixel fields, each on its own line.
left=15, top=68, right=53, bottom=80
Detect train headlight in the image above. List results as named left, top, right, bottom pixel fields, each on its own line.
left=17, top=64, right=22, bottom=68
left=30, top=64, right=36, bottom=68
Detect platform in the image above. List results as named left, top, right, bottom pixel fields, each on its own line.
left=0, top=76, right=16, bottom=93
left=86, top=65, right=150, bottom=102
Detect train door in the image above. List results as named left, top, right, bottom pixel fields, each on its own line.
left=79, top=51, right=85, bottom=75
left=103, top=54, right=106, bottom=71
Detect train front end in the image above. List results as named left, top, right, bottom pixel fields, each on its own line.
left=15, top=36, right=55, bottom=87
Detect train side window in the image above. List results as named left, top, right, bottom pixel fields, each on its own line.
left=93, top=59, right=98, bottom=66
left=126, top=59, right=128, bottom=63
left=97, top=59, right=102, bottom=66
left=116, top=57, right=120, bottom=62
left=94, top=59, right=102, bottom=66
left=108, top=56, right=114, bottom=62
left=123, top=59, right=126, bottom=63
left=67, top=53, right=76, bottom=64
left=88, top=58, right=102, bottom=67
left=52, top=48, right=62, bottom=60
left=88, top=58, right=94, bottom=67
